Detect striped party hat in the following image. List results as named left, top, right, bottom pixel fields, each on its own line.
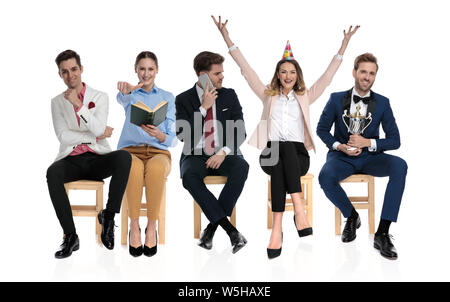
left=282, top=40, right=294, bottom=61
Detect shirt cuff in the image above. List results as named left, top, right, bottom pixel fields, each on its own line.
left=199, top=106, right=207, bottom=117
left=222, top=146, right=231, bottom=155
left=335, top=54, right=343, bottom=60
left=368, top=139, right=377, bottom=152
left=332, top=141, right=341, bottom=150
left=229, top=45, right=237, bottom=52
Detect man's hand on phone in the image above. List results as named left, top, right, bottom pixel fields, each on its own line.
left=201, top=82, right=218, bottom=111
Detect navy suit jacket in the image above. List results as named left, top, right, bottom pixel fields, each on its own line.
left=316, top=89, right=400, bottom=154
left=175, top=84, right=246, bottom=161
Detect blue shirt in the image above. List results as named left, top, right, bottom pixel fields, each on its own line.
left=117, top=85, right=177, bottom=150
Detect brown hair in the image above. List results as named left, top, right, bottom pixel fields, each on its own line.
left=354, top=53, right=378, bottom=71
left=264, top=59, right=306, bottom=96
left=135, top=51, right=158, bottom=68
left=55, top=49, right=81, bottom=69
left=193, top=51, right=225, bottom=76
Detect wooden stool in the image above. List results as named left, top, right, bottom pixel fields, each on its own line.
left=64, top=180, right=104, bottom=244
left=121, top=180, right=167, bottom=245
left=193, top=176, right=237, bottom=239
left=267, top=173, right=314, bottom=229
left=335, top=174, right=375, bottom=235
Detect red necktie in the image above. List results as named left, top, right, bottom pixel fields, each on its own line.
left=204, top=107, right=215, bottom=155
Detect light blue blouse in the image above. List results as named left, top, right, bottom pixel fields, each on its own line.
left=117, top=85, right=177, bottom=150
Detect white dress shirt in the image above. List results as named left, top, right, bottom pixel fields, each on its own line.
left=195, top=84, right=231, bottom=155
left=333, top=87, right=377, bottom=152
left=268, top=89, right=305, bottom=142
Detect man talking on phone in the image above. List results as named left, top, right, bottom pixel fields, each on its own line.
left=176, top=51, right=249, bottom=253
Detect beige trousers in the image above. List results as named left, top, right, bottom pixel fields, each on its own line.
left=122, top=146, right=171, bottom=220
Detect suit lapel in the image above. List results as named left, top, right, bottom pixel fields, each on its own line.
left=367, top=90, right=376, bottom=117
left=268, top=95, right=277, bottom=118
left=341, top=88, right=352, bottom=112
left=341, top=89, right=352, bottom=126
left=190, top=84, right=201, bottom=109
left=215, top=89, right=224, bottom=124
left=60, top=93, right=79, bottom=129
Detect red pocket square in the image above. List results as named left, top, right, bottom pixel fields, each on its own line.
left=88, top=101, right=95, bottom=109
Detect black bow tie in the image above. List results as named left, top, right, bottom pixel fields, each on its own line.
left=353, top=95, right=371, bottom=105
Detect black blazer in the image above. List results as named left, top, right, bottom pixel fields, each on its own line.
left=175, top=84, right=246, bottom=158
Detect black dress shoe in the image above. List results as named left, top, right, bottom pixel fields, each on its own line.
left=374, top=233, right=398, bottom=260
left=55, top=233, right=80, bottom=259
left=198, top=226, right=216, bottom=250
left=229, top=231, right=247, bottom=254
left=129, top=229, right=143, bottom=257
left=293, top=215, right=313, bottom=237
left=341, top=214, right=361, bottom=243
left=97, top=210, right=115, bottom=250
left=267, top=232, right=283, bottom=259
left=143, top=228, right=157, bottom=257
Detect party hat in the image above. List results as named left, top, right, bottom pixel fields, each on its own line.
left=282, top=40, right=294, bottom=61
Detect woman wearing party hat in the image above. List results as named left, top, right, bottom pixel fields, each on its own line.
left=212, top=16, right=358, bottom=259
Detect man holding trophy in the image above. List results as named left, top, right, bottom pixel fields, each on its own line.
left=317, top=53, right=408, bottom=260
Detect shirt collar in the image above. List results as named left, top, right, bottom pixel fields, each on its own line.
left=136, top=84, right=159, bottom=94
left=78, top=82, right=87, bottom=102
left=195, top=84, right=204, bottom=99
left=279, top=88, right=295, bottom=100
left=352, top=87, right=370, bottom=99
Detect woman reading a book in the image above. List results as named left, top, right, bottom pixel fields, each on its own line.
left=212, top=16, right=358, bottom=259
left=117, top=51, right=177, bottom=257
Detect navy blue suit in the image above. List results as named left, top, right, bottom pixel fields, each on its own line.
left=175, top=85, right=249, bottom=224
left=317, top=89, right=407, bottom=222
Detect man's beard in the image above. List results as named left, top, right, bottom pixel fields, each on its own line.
left=355, top=80, right=373, bottom=94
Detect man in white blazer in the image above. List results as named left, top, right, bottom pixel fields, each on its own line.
left=46, top=50, right=131, bottom=259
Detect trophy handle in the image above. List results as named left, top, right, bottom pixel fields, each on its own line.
left=342, top=110, right=351, bottom=132
left=361, top=112, right=373, bottom=134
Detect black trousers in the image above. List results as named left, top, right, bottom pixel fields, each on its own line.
left=260, top=141, right=310, bottom=212
left=46, top=151, right=131, bottom=234
left=180, top=153, right=249, bottom=224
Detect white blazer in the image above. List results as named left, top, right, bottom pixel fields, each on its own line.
left=51, top=84, right=112, bottom=161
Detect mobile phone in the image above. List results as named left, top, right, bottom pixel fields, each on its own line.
left=198, top=73, right=214, bottom=91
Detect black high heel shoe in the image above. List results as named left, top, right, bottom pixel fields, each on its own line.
left=144, top=228, right=157, bottom=257
left=129, top=228, right=143, bottom=257
left=267, top=232, right=283, bottom=259
left=294, top=215, right=313, bottom=237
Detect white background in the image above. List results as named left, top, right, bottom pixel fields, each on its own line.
left=0, top=0, right=449, bottom=282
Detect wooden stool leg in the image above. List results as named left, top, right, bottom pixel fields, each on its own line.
left=306, top=179, right=313, bottom=227
left=267, top=178, right=273, bottom=229
left=194, top=201, right=201, bottom=239
left=121, top=195, right=128, bottom=245
left=230, top=207, right=236, bottom=227
left=335, top=207, right=342, bottom=235
left=158, top=185, right=166, bottom=244
left=368, top=178, right=375, bottom=234
left=267, top=205, right=273, bottom=229
left=96, top=186, right=103, bottom=244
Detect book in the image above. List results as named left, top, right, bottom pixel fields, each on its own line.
left=130, top=100, right=168, bottom=127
